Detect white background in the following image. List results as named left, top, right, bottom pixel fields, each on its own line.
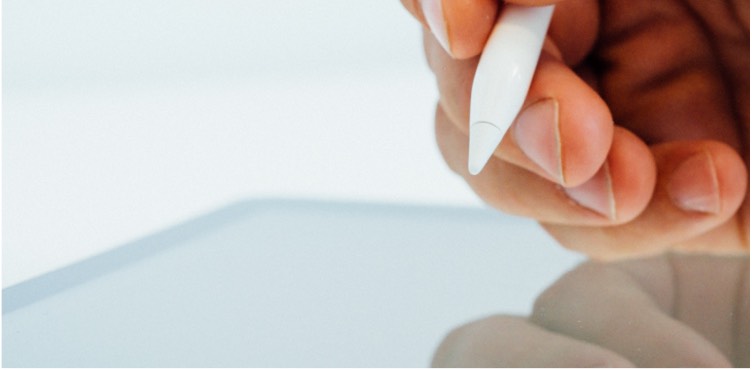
left=3, top=0, right=486, bottom=287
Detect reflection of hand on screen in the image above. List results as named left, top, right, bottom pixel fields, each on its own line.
left=432, top=253, right=749, bottom=367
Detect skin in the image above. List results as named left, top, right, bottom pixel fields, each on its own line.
left=400, top=0, right=749, bottom=259
left=431, top=253, right=749, bottom=367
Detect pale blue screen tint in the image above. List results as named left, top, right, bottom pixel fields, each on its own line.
left=3, top=200, right=582, bottom=367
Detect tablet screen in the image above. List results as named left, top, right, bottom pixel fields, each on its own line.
left=4, top=199, right=582, bottom=367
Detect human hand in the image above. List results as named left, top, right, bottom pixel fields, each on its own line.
left=431, top=253, right=749, bottom=367
left=401, top=0, right=749, bottom=259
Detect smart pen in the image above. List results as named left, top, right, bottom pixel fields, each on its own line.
left=467, top=4, right=555, bottom=175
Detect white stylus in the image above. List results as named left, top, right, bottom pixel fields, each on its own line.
left=467, top=4, right=554, bottom=175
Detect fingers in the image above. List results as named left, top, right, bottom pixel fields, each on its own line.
left=501, top=51, right=616, bottom=187
left=438, top=92, right=747, bottom=258
left=598, top=1, right=750, bottom=255
left=437, top=103, right=655, bottom=224
left=417, top=0, right=611, bottom=192
left=429, top=35, right=616, bottom=187
left=530, top=260, right=733, bottom=367
left=543, top=140, right=749, bottom=259
left=431, top=315, right=634, bottom=367
left=404, top=0, right=598, bottom=62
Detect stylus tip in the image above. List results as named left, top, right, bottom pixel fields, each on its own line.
left=468, top=122, right=504, bottom=176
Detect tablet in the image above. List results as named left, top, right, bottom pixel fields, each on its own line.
left=3, top=199, right=582, bottom=367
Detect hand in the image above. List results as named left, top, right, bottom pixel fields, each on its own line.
left=431, top=253, right=749, bottom=367
left=401, top=0, right=749, bottom=259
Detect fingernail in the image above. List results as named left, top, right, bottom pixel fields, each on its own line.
left=564, top=162, right=616, bottom=220
left=667, top=150, right=720, bottom=214
left=513, top=98, right=564, bottom=184
left=421, top=0, right=452, bottom=55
